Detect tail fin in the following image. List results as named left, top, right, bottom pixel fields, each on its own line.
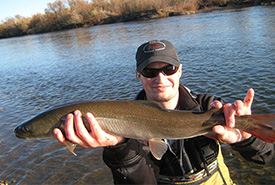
left=237, top=114, right=275, bottom=143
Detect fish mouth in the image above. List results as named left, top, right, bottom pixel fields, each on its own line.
left=14, top=133, right=27, bottom=139
left=14, top=125, right=52, bottom=140
left=14, top=126, right=29, bottom=139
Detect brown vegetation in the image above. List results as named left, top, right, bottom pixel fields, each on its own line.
left=0, top=0, right=274, bottom=39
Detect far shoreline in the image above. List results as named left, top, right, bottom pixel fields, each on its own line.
left=0, top=0, right=274, bottom=39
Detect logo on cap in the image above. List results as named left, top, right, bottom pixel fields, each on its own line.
left=143, top=41, right=166, bottom=53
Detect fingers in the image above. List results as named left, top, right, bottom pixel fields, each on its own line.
left=233, top=88, right=254, bottom=116
left=57, top=110, right=97, bottom=148
left=86, top=112, right=101, bottom=139
left=210, top=100, right=223, bottom=109
left=243, top=88, right=254, bottom=114
left=53, top=128, right=66, bottom=146
left=64, top=113, right=77, bottom=142
left=213, top=89, right=254, bottom=143
left=64, top=112, right=84, bottom=146
left=86, top=112, right=107, bottom=147
left=223, top=103, right=235, bottom=128
left=223, top=88, right=254, bottom=125
left=72, top=111, right=93, bottom=148
left=212, top=125, right=228, bottom=142
left=234, top=100, right=244, bottom=116
left=212, top=125, right=225, bottom=136
left=53, top=109, right=123, bottom=148
left=212, top=125, right=243, bottom=143
left=86, top=112, right=125, bottom=146
left=244, top=88, right=254, bottom=107
left=55, top=111, right=90, bottom=148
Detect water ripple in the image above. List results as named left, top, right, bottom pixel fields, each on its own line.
left=0, top=6, right=274, bottom=185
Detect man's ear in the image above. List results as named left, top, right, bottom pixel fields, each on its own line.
left=178, top=64, right=183, bottom=78
left=135, top=70, right=142, bottom=82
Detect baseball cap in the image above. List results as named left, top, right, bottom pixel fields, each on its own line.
left=136, top=40, right=180, bottom=73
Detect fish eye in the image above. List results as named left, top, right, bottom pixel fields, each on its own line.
left=23, top=126, right=30, bottom=132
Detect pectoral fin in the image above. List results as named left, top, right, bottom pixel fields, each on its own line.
left=149, top=139, right=168, bottom=160
left=65, top=140, right=77, bottom=156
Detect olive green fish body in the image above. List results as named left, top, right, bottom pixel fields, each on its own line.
left=15, top=101, right=223, bottom=140
left=14, top=100, right=275, bottom=159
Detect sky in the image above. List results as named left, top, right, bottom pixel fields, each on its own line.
left=0, top=0, right=56, bottom=22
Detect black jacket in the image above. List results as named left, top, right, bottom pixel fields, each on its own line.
left=103, top=85, right=274, bottom=184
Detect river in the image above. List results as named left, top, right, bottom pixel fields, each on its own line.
left=0, top=5, right=274, bottom=185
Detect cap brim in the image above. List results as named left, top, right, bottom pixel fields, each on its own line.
left=137, top=55, right=180, bottom=72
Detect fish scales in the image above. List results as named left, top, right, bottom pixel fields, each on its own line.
left=14, top=100, right=275, bottom=158
left=14, top=100, right=275, bottom=145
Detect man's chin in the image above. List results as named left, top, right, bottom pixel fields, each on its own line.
left=152, top=93, right=172, bottom=102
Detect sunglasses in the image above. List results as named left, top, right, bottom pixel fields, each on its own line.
left=140, top=65, right=179, bottom=78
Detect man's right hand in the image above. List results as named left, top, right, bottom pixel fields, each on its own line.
left=53, top=110, right=125, bottom=148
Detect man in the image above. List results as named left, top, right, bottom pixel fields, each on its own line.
left=54, top=40, right=274, bottom=184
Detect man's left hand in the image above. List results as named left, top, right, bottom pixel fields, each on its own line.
left=211, top=88, right=254, bottom=144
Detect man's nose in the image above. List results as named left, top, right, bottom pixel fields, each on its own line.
left=154, top=71, right=166, bottom=81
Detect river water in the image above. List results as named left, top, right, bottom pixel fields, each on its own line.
left=0, top=5, right=274, bottom=185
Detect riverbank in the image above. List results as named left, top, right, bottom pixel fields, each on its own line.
left=0, top=0, right=274, bottom=39
left=99, top=1, right=275, bottom=24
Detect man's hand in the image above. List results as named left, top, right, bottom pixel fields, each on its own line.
left=53, top=110, right=125, bottom=148
left=211, top=88, right=254, bottom=143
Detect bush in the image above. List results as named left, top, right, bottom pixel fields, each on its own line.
left=0, top=0, right=270, bottom=38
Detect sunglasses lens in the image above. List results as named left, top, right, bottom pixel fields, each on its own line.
left=141, top=68, right=158, bottom=78
left=163, top=66, right=178, bottom=75
left=141, top=65, right=178, bottom=78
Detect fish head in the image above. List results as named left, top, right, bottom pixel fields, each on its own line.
left=14, top=111, right=59, bottom=139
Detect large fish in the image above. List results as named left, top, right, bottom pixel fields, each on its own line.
left=14, top=100, right=275, bottom=159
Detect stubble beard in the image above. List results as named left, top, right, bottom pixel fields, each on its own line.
left=150, top=90, right=178, bottom=102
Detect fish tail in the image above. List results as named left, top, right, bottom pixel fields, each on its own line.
left=236, top=114, right=275, bottom=143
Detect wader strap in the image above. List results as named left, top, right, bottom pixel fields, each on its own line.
left=217, top=162, right=227, bottom=185
left=180, top=140, right=193, bottom=174
left=195, top=140, right=211, bottom=176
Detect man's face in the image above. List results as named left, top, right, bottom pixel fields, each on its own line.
left=136, top=62, right=182, bottom=102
